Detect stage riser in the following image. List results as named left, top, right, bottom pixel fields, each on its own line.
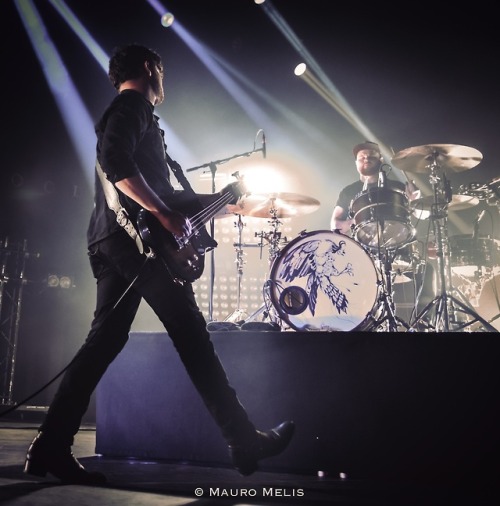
left=96, top=331, right=500, bottom=481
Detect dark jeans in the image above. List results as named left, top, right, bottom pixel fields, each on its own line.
left=39, top=230, right=255, bottom=447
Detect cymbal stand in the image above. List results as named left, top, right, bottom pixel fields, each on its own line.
left=242, top=205, right=285, bottom=327
left=373, top=249, right=410, bottom=332
left=408, top=162, right=497, bottom=332
left=255, top=204, right=288, bottom=264
left=223, top=214, right=249, bottom=324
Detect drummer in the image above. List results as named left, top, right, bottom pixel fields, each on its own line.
left=330, top=141, right=420, bottom=234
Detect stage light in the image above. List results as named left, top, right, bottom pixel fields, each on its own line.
left=254, top=0, right=266, bottom=4
left=46, top=274, right=75, bottom=289
left=160, top=12, right=174, bottom=27
left=59, top=276, right=73, bottom=289
left=294, top=63, right=306, bottom=76
left=47, top=274, right=60, bottom=288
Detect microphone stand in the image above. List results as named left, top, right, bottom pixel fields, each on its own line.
left=186, top=145, right=264, bottom=322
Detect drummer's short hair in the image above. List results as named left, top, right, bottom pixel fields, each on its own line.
left=353, top=141, right=381, bottom=158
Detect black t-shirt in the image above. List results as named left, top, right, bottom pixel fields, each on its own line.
left=335, top=179, right=406, bottom=220
left=87, top=90, right=175, bottom=247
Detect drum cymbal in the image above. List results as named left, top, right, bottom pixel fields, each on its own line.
left=391, top=144, right=482, bottom=173
left=227, top=192, right=320, bottom=218
left=411, top=194, right=479, bottom=216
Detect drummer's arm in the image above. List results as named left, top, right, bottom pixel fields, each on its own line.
left=330, top=205, right=354, bottom=235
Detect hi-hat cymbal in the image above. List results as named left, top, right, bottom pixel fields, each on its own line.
left=227, top=192, right=320, bottom=218
left=411, top=194, right=479, bottom=218
left=391, top=144, right=482, bottom=173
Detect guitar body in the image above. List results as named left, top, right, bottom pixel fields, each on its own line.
left=137, top=207, right=212, bottom=282
left=136, top=180, right=245, bottom=283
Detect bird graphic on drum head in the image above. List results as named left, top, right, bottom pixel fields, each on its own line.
left=278, top=238, right=354, bottom=316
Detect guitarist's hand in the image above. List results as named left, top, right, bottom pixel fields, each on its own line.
left=154, top=209, right=192, bottom=239
left=220, top=180, right=246, bottom=205
left=114, top=175, right=192, bottom=239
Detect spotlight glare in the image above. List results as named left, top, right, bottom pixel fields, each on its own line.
left=254, top=0, right=266, bottom=4
left=294, top=63, right=307, bottom=76
left=161, top=12, right=174, bottom=27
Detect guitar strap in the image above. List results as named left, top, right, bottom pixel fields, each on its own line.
left=95, top=159, right=145, bottom=254
left=165, top=152, right=197, bottom=197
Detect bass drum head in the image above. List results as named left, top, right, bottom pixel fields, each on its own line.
left=269, top=230, right=380, bottom=331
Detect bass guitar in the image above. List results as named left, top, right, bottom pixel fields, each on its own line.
left=136, top=178, right=247, bottom=283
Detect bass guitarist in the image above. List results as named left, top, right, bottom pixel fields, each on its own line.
left=24, top=43, right=294, bottom=485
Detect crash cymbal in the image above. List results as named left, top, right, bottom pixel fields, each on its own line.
left=391, top=144, right=482, bottom=173
left=411, top=194, right=479, bottom=218
left=227, top=192, right=320, bottom=218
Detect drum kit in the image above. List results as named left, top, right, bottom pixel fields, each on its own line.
left=215, top=144, right=500, bottom=333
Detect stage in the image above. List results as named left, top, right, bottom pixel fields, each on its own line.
left=96, top=330, right=500, bottom=483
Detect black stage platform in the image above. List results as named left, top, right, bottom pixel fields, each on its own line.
left=96, top=331, right=500, bottom=484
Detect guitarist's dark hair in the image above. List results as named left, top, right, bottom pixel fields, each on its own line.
left=108, top=43, right=162, bottom=90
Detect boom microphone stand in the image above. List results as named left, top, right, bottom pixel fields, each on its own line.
left=186, top=131, right=266, bottom=321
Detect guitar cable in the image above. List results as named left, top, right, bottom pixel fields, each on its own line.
left=0, top=253, right=154, bottom=418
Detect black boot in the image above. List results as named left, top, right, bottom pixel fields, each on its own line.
left=229, top=420, right=295, bottom=476
left=24, top=432, right=107, bottom=485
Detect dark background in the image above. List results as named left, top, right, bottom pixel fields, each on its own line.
left=1, top=0, right=499, bottom=407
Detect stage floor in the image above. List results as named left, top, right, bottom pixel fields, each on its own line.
left=0, top=421, right=498, bottom=506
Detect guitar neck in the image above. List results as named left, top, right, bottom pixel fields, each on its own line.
left=190, top=190, right=236, bottom=232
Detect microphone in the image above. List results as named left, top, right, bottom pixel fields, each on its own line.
left=262, top=131, right=266, bottom=159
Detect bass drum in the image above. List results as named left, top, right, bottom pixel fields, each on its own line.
left=269, top=230, right=381, bottom=331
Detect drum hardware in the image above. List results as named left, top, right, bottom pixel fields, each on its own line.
left=390, top=144, right=483, bottom=174
left=391, top=144, right=497, bottom=332
left=227, top=193, right=320, bottom=330
left=390, top=241, right=422, bottom=285
left=227, top=191, right=320, bottom=219
left=267, top=230, right=382, bottom=332
left=225, top=191, right=318, bottom=326
left=459, top=177, right=500, bottom=206
left=240, top=206, right=291, bottom=329
left=411, top=193, right=479, bottom=221
left=372, top=251, right=411, bottom=331
left=349, top=187, right=416, bottom=250
left=220, top=214, right=249, bottom=326
left=449, top=234, right=499, bottom=279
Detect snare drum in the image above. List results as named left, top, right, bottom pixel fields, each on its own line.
left=449, top=235, right=500, bottom=277
left=268, top=230, right=381, bottom=331
left=350, top=187, right=415, bottom=249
